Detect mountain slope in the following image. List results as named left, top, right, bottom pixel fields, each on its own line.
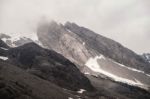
left=0, top=39, right=97, bottom=99
left=64, top=22, right=150, bottom=72
left=37, top=21, right=150, bottom=90
left=0, top=60, right=76, bottom=99
left=37, top=21, right=150, bottom=72
left=5, top=42, right=94, bottom=91
left=0, top=33, right=150, bottom=98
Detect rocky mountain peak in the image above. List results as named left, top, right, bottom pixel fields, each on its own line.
left=37, top=21, right=150, bottom=72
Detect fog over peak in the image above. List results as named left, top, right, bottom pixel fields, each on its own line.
left=0, top=0, right=150, bottom=54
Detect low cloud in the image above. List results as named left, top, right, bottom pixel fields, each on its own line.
left=0, top=0, right=150, bottom=54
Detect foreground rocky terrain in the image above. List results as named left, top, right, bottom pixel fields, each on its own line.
left=0, top=60, right=75, bottom=99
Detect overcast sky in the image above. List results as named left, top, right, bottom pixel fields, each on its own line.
left=0, top=0, right=150, bottom=54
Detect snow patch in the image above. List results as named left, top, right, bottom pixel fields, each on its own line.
left=1, top=33, right=44, bottom=47
left=77, top=89, right=86, bottom=94
left=0, top=56, right=8, bottom=60
left=68, top=97, right=73, bottom=99
left=2, top=33, right=38, bottom=42
left=1, top=38, right=7, bottom=42
left=66, top=29, right=73, bottom=33
left=112, top=59, right=150, bottom=78
left=85, top=55, right=148, bottom=89
left=84, top=72, right=90, bottom=75
left=0, top=47, right=8, bottom=50
left=82, top=42, right=85, bottom=45
left=113, top=61, right=145, bottom=74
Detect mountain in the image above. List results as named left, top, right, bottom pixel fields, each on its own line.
left=0, top=39, right=95, bottom=91
left=37, top=21, right=150, bottom=90
left=0, top=38, right=150, bottom=99
left=37, top=21, right=150, bottom=72
left=7, top=42, right=95, bottom=91
left=0, top=39, right=98, bottom=99
left=1, top=21, right=150, bottom=98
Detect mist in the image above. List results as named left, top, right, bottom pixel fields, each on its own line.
left=0, top=0, right=150, bottom=54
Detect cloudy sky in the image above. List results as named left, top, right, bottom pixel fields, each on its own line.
left=0, top=0, right=150, bottom=54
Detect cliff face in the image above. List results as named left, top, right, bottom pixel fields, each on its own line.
left=37, top=21, right=92, bottom=66
left=37, top=21, right=150, bottom=73
left=0, top=60, right=74, bottom=99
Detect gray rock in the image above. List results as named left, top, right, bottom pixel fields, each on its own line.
left=37, top=21, right=150, bottom=74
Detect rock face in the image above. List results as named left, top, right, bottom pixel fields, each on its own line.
left=36, top=21, right=150, bottom=91
left=0, top=39, right=10, bottom=49
left=37, top=21, right=150, bottom=74
left=6, top=42, right=94, bottom=91
left=37, top=21, right=92, bottom=66
left=0, top=60, right=75, bottom=99
left=142, top=53, right=150, bottom=63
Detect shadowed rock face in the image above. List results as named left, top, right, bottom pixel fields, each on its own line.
left=0, top=60, right=75, bottom=99
left=37, top=21, right=150, bottom=73
left=6, top=43, right=95, bottom=91
left=0, top=39, right=10, bottom=49
left=0, top=40, right=114, bottom=99
left=86, top=75, right=150, bottom=99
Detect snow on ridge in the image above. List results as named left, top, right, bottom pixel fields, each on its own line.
left=112, top=58, right=150, bottom=78
left=2, top=32, right=38, bottom=41
left=85, top=55, right=149, bottom=90
left=113, top=61, right=145, bottom=74
left=0, top=33, right=44, bottom=47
